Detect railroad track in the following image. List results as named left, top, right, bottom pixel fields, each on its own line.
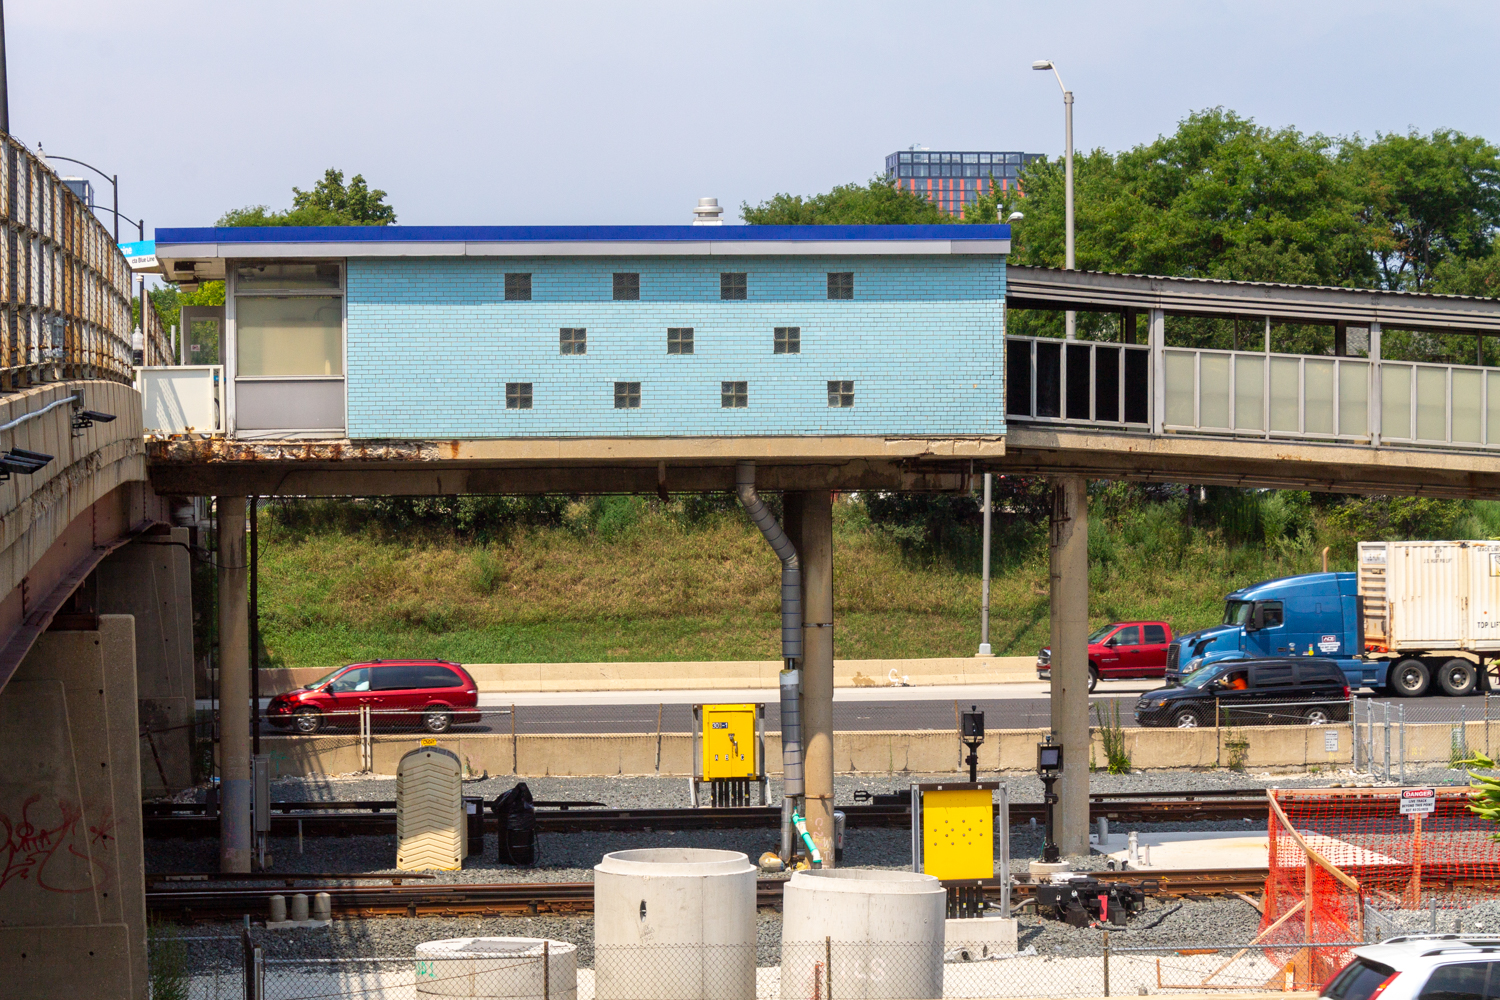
left=144, top=790, right=1270, bottom=839
left=146, top=868, right=1273, bottom=921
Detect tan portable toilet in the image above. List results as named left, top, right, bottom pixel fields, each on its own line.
left=397, top=745, right=466, bottom=871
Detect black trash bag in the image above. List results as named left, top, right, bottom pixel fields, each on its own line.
left=492, top=782, right=537, bottom=866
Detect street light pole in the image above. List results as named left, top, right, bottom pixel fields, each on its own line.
left=978, top=472, right=992, bottom=656
left=38, top=152, right=121, bottom=243
left=1033, top=60, right=1076, bottom=339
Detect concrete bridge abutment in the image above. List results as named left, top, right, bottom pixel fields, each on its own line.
left=0, top=615, right=146, bottom=1000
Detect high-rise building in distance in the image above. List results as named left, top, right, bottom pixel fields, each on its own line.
left=884, top=149, right=1045, bottom=218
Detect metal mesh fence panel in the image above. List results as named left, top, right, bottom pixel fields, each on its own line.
left=238, top=939, right=1369, bottom=1000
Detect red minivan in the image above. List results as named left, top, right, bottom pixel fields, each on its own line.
left=266, top=660, right=481, bottom=735
left=1035, top=621, right=1174, bottom=692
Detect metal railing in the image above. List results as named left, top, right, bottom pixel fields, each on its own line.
left=1005, top=335, right=1151, bottom=426
left=1007, top=336, right=1500, bottom=452
left=1, top=136, right=139, bottom=385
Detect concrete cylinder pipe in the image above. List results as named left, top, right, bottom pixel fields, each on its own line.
left=414, top=938, right=576, bottom=999
left=781, top=868, right=947, bottom=999
left=593, top=848, right=757, bottom=1000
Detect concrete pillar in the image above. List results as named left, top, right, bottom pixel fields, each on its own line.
left=785, top=491, right=836, bottom=865
left=217, top=496, right=252, bottom=873
left=1048, top=476, right=1090, bottom=857
left=97, top=527, right=196, bottom=795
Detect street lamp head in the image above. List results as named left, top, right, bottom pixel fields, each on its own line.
left=1006, top=211, right=1025, bottom=223
left=1032, top=60, right=1054, bottom=70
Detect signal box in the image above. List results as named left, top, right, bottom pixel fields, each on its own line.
left=691, top=703, right=766, bottom=807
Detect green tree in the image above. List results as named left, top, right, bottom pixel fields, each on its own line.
left=217, top=168, right=397, bottom=227
left=742, top=178, right=953, bottom=225
left=1347, top=129, right=1500, bottom=291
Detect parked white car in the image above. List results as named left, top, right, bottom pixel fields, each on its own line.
left=1323, top=936, right=1500, bottom=1000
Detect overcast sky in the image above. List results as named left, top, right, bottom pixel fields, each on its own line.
left=11, top=1, right=1500, bottom=234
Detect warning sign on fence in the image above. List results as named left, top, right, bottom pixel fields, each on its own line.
left=1400, top=787, right=1437, bottom=815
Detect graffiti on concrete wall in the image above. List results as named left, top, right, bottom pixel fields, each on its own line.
left=0, top=794, right=106, bottom=893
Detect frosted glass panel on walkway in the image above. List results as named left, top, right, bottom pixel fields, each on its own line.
left=1339, top=362, right=1368, bottom=438
left=1270, top=357, right=1301, bottom=432
left=1416, top=367, right=1447, bottom=441
left=1382, top=365, right=1412, bottom=439
left=1199, top=354, right=1231, bottom=429
left=1164, top=351, right=1194, bottom=426
left=1452, top=369, right=1482, bottom=443
left=1234, top=356, right=1264, bottom=430
left=1490, top=372, right=1500, bottom=445
left=1304, top=360, right=1335, bottom=435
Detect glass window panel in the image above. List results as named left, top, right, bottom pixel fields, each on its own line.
left=1453, top=368, right=1482, bottom=443
left=1338, top=361, right=1368, bottom=437
left=1035, top=341, right=1061, bottom=418
left=1304, top=359, right=1335, bottom=434
left=1199, top=353, right=1231, bottom=429
left=979, top=154, right=991, bottom=164
left=1093, top=347, right=1120, bottom=422
left=1270, top=356, right=1302, bottom=432
left=1234, top=354, right=1264, bottom=431
left=1163, top=350, right=1195, bottom=427
left=1381, top=364, right=1412, bottom=439
left=1489, top=372, right=1500, bottom=445
left=235, top=296, right=342, bottom=377
left=899, top=152, right=911, bottom=163
left=1416, top=366, right=1448, bottom=441
left=963, top=153, right=978, bottom=163
left=235, top=261, right=341, bottom=291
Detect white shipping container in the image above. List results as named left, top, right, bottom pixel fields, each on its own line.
left=1358, top=540, right=1500, bottom=653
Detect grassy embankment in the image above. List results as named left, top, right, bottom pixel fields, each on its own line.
left=256, top=497, right=1499, bottom=670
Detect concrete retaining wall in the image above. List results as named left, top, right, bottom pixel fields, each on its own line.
left=252, top=717, right=1422, bottom=779
left=255, top=655, right=1038, bottom=696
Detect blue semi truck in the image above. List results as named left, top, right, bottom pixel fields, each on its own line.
left=1166, top=549, right=1493, bottom=698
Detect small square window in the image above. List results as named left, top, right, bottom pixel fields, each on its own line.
left=666, top=327, right=694, bottom=355
left=614, top=381, right=641, bottom=409
left=774, top=326, right=800, bottom=354
left=827, top=272, right=853, bottom=300
left=720, top=272, right=747, bottom=300
left=505, top=273, right=531, bottom=301
left=613, top=272, right=640, bottom=300
left=721, top=381, right=748, bottom=408
left=828, top=380, right=854, bottom=408
left=560, top=328, right=587, bottom=354
left=506, top=382, right=533, bottom=409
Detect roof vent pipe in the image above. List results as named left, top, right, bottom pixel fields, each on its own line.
left=692, top=197, right=724, bottom=226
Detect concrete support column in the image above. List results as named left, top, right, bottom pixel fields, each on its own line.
left=786, top=490, right=836, bottom=865
left=1048, top=475, right=1090, bottom=858
left=217, top=496, right=251, bottom=873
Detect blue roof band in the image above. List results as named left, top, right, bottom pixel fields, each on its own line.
left=156, top=224, right=1010, bottom=245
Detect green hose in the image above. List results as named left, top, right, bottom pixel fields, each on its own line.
left=791, top=810, right=823, bottom=867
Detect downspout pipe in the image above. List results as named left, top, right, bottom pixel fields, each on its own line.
left=736, top=460, right=804, bottom=862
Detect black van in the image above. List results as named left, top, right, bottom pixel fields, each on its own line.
left=1134, top=657, right=1351, bottom=728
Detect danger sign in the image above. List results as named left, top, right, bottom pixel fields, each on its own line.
left=1400, top=787, right=1436, bottom=815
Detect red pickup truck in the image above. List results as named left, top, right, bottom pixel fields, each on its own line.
left=1035, top=621, right=1174, bottom=692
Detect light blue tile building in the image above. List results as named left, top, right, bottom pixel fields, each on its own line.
left=152, top=224, right=1011, bottom=442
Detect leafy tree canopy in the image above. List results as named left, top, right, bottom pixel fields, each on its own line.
left=742, top=178, right=953, bottom=225
left=217, top=168, right=397, bottom=227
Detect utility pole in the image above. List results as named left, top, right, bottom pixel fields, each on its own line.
left=0, top=0, right=9, bottom=135
left=1034, top=60, right=1076, bottom=339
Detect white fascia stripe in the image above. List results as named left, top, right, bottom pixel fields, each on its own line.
left=155, top=239, right=1011, bottom=259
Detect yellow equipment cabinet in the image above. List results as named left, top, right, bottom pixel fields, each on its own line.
left=691, top=703, right=766, bottom=806
left=911, top=781, right=1010, bottom=917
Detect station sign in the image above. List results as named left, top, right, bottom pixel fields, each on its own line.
left=118, top=240, right=158, bottom=272
left=1399, top=787, right=1436, bottom=815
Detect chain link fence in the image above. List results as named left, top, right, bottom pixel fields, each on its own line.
left=1353, top=693, right=1500, bottom=778
left=165, top=935, right=1366, bottom=1000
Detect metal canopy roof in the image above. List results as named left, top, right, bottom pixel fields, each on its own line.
left=1006, top=266, right=1500, bottom=335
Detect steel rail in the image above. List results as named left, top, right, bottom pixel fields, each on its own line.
left=148, top=869, right=1278, bottom=921
left=144, top=794, right=1271, bottom=839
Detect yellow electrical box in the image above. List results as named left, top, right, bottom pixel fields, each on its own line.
left=921, top=787, right=993, bottom=880
left=701, top=703, right=758, bottom=780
